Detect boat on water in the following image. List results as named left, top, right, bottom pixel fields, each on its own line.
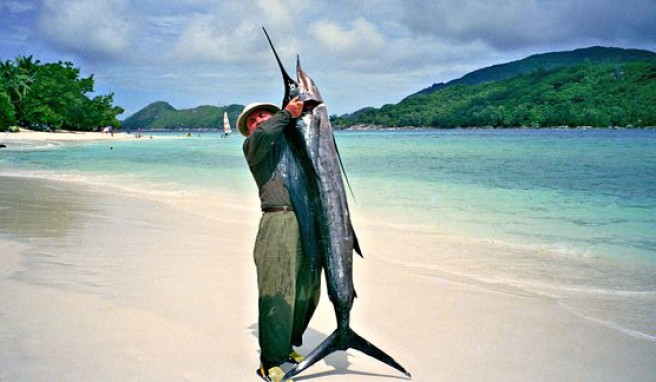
left=222, top=111, right=232, bottom=138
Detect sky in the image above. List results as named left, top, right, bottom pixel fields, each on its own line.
left=2, top=0, right=655, bottom=118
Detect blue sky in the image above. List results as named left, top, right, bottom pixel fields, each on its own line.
left=2, top=0, right=655, bottom=117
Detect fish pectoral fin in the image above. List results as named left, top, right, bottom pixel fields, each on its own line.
left=353, top=231, right=363, bottom=257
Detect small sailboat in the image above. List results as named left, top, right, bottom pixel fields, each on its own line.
left=222, top=111, right=232, bottom=138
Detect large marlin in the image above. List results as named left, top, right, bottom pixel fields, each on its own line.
left=262, top=28, right=411, bottom=381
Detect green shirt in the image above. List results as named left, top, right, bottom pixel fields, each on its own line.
left=243, top=110, right=294, bottom=210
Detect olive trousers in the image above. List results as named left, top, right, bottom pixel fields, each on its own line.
left=254, top=211, right=321, bottom=369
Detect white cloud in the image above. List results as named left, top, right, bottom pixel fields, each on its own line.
left=254, top=0, right=298, bottom=29
left=37, top=0, right=133, bottom=60
left=166, top=0, right=316, bottom=66
left=310, top=18, right=386, bottom=57
left=170, top=14, right=261, bottom=64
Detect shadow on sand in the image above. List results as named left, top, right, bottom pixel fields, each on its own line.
left=249, top=323, right=409, bottom=380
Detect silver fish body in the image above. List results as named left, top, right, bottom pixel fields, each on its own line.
left=296, top=66, right=357, bottom=330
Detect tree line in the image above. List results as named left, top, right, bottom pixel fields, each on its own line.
left=0, top=56, right=123, bottom=132
left=333, top=61, right=656, bottom=128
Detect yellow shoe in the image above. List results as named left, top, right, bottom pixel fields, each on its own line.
left=256, top=365, right=291, bottom=382
left=288, top=350, right=305, bottom=364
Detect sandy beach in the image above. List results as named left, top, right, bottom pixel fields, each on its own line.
left=1, top=129, right=139, bottom=144
left=1, top=138, right=655, bottom=381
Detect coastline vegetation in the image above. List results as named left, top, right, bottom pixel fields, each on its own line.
left=0, top=56, right=123, bottom=132
left=333, top=60, right=656, bottom=129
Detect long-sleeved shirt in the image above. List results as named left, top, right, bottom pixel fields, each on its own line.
left=242, top=110, right=294, bottom=211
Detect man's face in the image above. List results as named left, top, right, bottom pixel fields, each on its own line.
left=246, top=109, right=274, bottom=135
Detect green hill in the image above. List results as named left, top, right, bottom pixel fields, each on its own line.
left=121, top=102, right=244, bottom=130
left=410, top=46, right=656, bottom=97
left=335, top=47, right=656, bottom=128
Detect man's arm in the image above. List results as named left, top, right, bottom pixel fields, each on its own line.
left=245, top=97, right=305, bottom=164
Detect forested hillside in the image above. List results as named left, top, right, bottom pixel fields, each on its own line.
left=410, top=46, right=656, bottom=97
left=334, top=59, right=656, bottom=128
left=121, top=102, right=243, bottom=130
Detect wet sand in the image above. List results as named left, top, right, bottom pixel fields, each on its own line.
left=1, top=175, right=655, bottom=381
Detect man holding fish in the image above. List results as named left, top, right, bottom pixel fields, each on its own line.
left=238, top=28, right=410, bottom=382
left=238, top=97, right=321, bottom=382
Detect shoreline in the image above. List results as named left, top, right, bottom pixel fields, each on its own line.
left=3, top=125, right=650, bottom=139
left=1, top=129, right=133, bottom=141
left=337, top=124, right=656, bottom=131
left=0, top=129, right=180, bottom=147
left=1, top=174, right=655, bottom=381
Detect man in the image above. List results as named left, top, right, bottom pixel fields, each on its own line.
left=238, top=98, right=322, bottom=382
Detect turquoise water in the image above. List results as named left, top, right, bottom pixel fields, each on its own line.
left=2, top=129, right=655, bottom=338
left=340, top=129, right=656, bottom=263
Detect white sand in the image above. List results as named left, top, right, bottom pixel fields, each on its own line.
left=1, top=174, right=655, bottom=382
left=1, top=129, right=139, bottom=143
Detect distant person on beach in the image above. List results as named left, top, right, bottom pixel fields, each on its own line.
left=238, top=98, right=321, bottom=382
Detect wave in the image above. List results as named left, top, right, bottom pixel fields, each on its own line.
left=557, top=301, right=656, bottom=342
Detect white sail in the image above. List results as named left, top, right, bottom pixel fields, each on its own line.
left=223, top=111, right=232, bottom=135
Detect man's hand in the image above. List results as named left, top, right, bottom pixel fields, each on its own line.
left=284, top=97, right=304, bottom=118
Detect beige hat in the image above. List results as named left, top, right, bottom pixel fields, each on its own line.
left=237, top=102, right=280, bottom=136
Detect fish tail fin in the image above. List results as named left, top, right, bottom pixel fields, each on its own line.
left=349, top=329, right=412, bottom=378
left=282, top=328, right=411, bottom=381
left=282, top=331, right=340, bottom=381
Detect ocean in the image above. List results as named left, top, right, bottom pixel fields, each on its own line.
left=2, top=128, right=655, bottom=340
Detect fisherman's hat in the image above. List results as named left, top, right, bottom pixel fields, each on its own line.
left=237, top=102, right=280, bottom=136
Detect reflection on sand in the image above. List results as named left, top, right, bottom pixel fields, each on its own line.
left=0, top=176, right=92, bottom=239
